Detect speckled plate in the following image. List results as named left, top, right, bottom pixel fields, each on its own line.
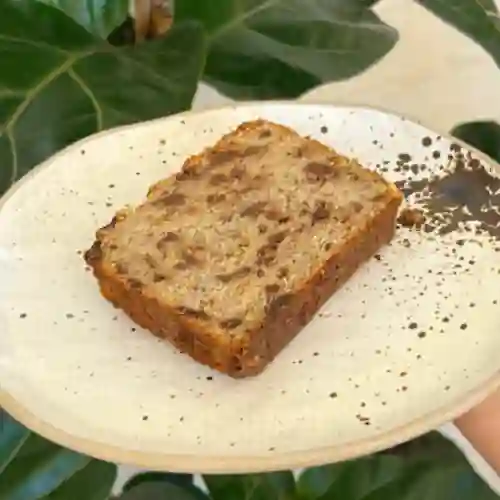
left=1, top=102, right=499, bottom=473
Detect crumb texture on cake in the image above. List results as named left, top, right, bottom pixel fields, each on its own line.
left=85, top=120, right=402, bottom=376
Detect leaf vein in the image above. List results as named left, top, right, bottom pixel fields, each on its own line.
left=0, top=34, right=68, bottom=53
left=68, top=67, right=103, bottom=130
left=7, top=129, right=18, bottom=185
left=210, top=0, right=278, bottom=39
left=114, top=53, right=183, bottom=93
left=4, top=52, right=90, bottom=133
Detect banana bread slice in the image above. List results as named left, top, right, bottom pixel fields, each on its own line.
left=85, top=120, right=403, bottom=377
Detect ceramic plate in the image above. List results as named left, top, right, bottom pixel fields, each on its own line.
left=1, top=102, right=499, bottom=473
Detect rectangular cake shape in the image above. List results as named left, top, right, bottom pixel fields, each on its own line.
left=85, top=120, right=403, bottom=377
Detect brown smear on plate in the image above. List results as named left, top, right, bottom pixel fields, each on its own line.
left=395, top=144, right=500, bottom=240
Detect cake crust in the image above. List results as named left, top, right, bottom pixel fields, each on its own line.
left=84, top=120, right=403, bottom=377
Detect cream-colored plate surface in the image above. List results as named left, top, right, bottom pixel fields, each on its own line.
left=1, top=102, right=499, bottom=473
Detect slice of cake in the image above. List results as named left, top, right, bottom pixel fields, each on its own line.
left=85, top=120, right=403, bottom=377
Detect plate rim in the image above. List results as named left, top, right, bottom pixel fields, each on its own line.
left=1, top=100, right=499, bottom=473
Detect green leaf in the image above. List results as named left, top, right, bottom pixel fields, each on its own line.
left=0, top=412, right=115, bottom=500
left=297, top=433, right=458, bottom=500
left=119, top=480, right=210, bottom=500
left=38, top=0, right=130, bottom=38
left=123, top=472, right=195, bottom=492
left=451, top=121, right=500, bottom=163
left=175, top=0, right=398, bottom=99
left=203, top=471, right=296, bottom=500
left=297, top=433, right=497, bottom=500
left=361, top=464, right=498, bottom=500
left=0, top=411, right=30, bottom=476
left=297, top=455, right=406, bottom=500
left=0, top=433, right=91, bottom=500
left=47, top=460, right=117, bottom=500
left=415, top=0, right=500, bottom=67
left=382, top=432, right=466, bottom=464
left=296, top=465, right=344, bottom=500
left=0, top=0, right=206, bottom=197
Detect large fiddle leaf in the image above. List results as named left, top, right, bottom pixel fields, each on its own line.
left=0, top=410, right=116, bottom=500
left=175, top=0, right=398, bottom=99
left=296, top=433, right=497, bottom=500
left=0, top=0, right=206, bottom=196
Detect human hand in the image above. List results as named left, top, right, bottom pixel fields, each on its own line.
left=455, top=388, right=500, bottom=475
